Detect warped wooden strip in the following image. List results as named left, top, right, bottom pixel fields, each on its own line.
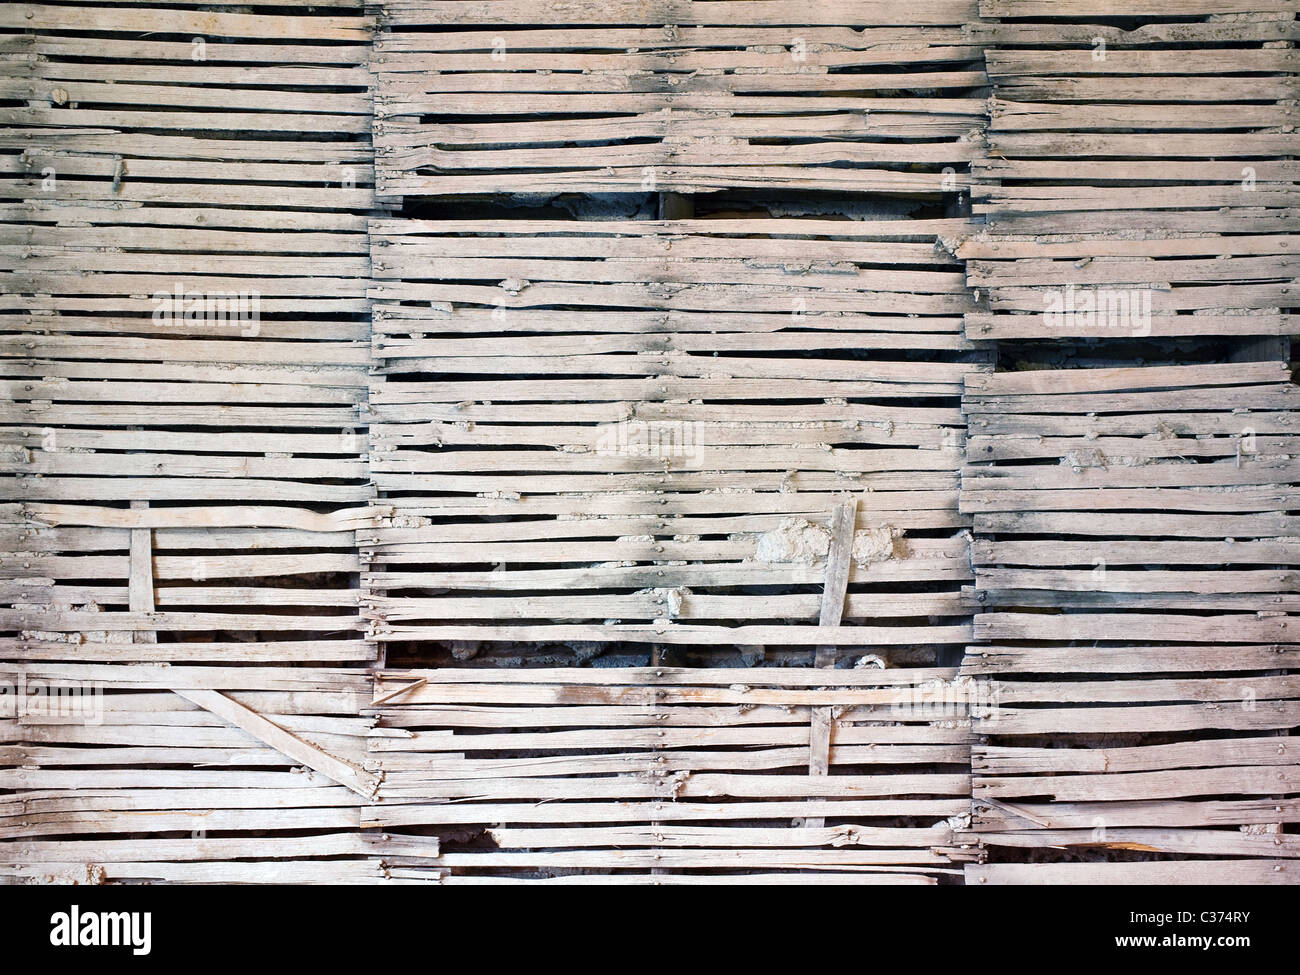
left=369, top=623, right=974, bottom=646
left=973, top=612, right=1295, bottom=643
left=973, top=701, right=1299, bottom=736
left=484, top=825, right=954, bottom=849
left=429, top=849, right=951, bottom=868
left=973, top=798, right=1300, bottom=831
left=975, top=738, right=1294, bottom=775
left=368, top=745, right=964, bottom=775
left=971, top=828, right=1300, bottom=858
left=367, top=800, right=971, bottom=828
left=435, top=872, right=935, bottom=885
left=963, top=642, right=1300, bottom=674
left=1, top=861, right=391, bottom=884
left=7, top=642, right=377, bottom=664
left=968, top=861, right=1292, bottom=886
left=380, top=1, right=979, bottom=27
left=373, top=26, right=975, bottom=52
left=3, top=834, right=436, bottom=864
left=981, top=0, right=1295, bottom=16
left=370, top=727, right=970, bottom=752
left=1, top=663, right=371, bottom=690
left=6, top=5, right=370, bottom=39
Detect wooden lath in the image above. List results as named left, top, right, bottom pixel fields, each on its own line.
left=805, top=498, right=858, bottom=830
left=959, top=361, right=1300, bottom=884
left=962, top=1, right=1299, bottom=340
left=0, top=0, right=416, bottom=886
left=364, top=218, right=982, bottom=662
left=173, top=689, right=380, bottom=800
left=365, top=667, right=976, bottom=884
left=0, top=661, right=434, bottom=884
left=370, top=0, right=985, bottom=197
left=119, top=495, right=379, bottom=800
left=2, top=0, right=1296, bottom=888
left=1, top=0, right=379, bottom=668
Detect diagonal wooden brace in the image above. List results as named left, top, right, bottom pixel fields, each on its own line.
left=174, top=688, right=381, bottom=799
left=125, top=502, right=380, bottom=799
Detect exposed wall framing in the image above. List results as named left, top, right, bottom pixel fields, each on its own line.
left=1, top=0, right=1296, bottom=885
left=0, top=1, right=425, bottom=884
left=959, top=0, right=1298, bottom=884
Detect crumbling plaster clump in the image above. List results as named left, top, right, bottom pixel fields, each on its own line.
left=748, top=517, right=907, bottom=567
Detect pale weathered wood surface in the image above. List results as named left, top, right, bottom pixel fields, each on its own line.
left=1, top=0, right=378, bottom=671
left=961, top=3, right=1299, bottom=339
left=960, top=360, right=1299, bottom=883
left=0, top=0, right=403, bottom=886
left=363, top=216, right=983, bottom=662
left=371, top=1, right=986, bottom=196
left=3, top=0, right=1296, bottom=887
left=361, top=668, right=976, bottom=883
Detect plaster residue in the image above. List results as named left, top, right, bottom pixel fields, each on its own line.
left=852, top=525, right=907, bottom=565
left=750, top=517, right=906, bottom=566
left=753, top=517, right=830, bottom=563
left=26, top=601, right=132, bottom=645
left=1060, top=450, right=1197, bottom=468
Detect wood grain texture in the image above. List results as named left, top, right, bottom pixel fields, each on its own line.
left=963, top=3, right=1299, bottom=339
left=5, top=0, right=1296, bottom=888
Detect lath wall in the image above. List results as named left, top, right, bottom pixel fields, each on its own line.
left=365, top=0, right=987, bottom=669
left=1, top=0, right=1297, bottom=885
left=960, top=0, right=1299, bottom=884
left=359, top=0, right=987, bottom=882
left=0, top=0, right=436, bottom=884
